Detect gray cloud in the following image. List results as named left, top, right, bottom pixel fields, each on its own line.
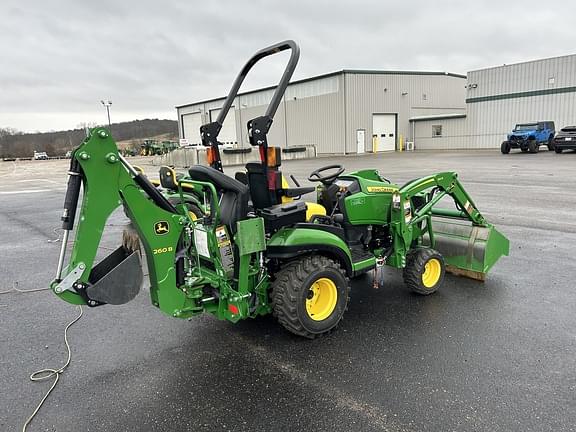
left=1, top=0, right=574, bottom=131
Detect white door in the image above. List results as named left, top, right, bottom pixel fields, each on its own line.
left=210, top=108, right=237, bottom=147
left=356, top=129, right=365, bottom=154
left=181, top=112, right=202, bottom=146
left=372, top=114, right=396, bottom=152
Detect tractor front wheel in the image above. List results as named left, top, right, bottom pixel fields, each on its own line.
left=271, top=256, right=350, bottom=338
left=403, top=248, right=445, bottom=295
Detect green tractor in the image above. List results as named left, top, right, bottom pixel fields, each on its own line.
left=140, top=139, right=163, bottom=156
left=51, top=41, right=509, bottom=338
left=161, top=140, right=179, bottom=154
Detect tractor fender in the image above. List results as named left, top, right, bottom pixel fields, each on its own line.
left=266, top=228, right=353, bottom=276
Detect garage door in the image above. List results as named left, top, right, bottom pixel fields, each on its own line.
left=181, top=112, right=202, bottom=146
left=372, top=114, right=396, bottom=152
left=210, top=108, right=237, bottom=146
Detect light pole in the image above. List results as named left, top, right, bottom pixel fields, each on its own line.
left=100, top=100, right=112, bottom=131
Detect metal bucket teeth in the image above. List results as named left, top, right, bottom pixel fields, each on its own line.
left=426, top=219, right=509, bottom=281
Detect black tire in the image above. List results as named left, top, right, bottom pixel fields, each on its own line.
left=168, top=198, right=203, bottom=220
left=520, top=146, right=528, bottom=153
left=403, top=248, right=445, bottom=295
left=547, top=136, right=555, bottom=151
left=271, top=256, right=350, bottom=338
left=186, top=203, right=204, bottom=220
left=528, top=140, right=539, bottom=153
left=555, top=147, right=563, bottom=154
left=500, top=141, right=511, bottom=154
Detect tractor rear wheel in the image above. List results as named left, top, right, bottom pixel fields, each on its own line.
left=271, top=256, right=350, bottom=338
left=403, top=248, right=445, bottom=295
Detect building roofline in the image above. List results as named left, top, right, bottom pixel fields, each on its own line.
left=409, top=113, right=467, bottom=122
left=175, top=69, right=467, bottom=109
left=468, top=52, right=576, bottom=74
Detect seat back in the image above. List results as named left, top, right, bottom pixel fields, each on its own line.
left=245, top=162, right=282, bottom=210
left=188, top=165, right=249, bottom=231
left=159, top=166, right=179, bottom=190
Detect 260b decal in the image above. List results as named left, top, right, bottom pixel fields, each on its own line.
left=153, top=246, right=173, bottom=255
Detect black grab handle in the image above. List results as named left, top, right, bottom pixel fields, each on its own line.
left=217, top=40, right=300, bottom=125
left=200, top=41, right=300, bottom=170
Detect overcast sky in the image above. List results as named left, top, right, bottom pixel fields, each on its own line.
left=1, top=0, right=575, bottom=132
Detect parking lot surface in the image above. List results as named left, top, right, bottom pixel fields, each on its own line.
left=1, top=150, right=575, bottom=431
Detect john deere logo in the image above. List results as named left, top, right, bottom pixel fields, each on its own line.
left=154, top=221, right=170, bottom=235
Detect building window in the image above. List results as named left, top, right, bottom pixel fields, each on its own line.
left=432, top=125, right=442, bottom=137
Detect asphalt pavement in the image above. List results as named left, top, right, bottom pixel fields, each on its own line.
left=1, top=150, right=575, bottom=431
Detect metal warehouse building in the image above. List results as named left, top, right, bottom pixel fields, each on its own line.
left=176, top=70, right=467, bottom=154
left=413, top=54, right=576, bottom=149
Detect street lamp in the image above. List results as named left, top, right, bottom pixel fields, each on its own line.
left=100, top=100, right=112, bottom=131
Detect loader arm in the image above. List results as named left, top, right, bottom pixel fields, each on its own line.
left=391, top=171, right=509, bottom=279
left=400, top=171, right=486, bottom=227
left=51, top=128, right=197, bottom=315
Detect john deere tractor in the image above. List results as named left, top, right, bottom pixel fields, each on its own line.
left=51, top=41, right=509, bottom=338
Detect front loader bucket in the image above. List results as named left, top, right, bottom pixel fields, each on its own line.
left=426, top=218, right=509, bottom=281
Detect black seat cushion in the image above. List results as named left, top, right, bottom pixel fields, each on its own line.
left=188, top=165, right=249, bottom=230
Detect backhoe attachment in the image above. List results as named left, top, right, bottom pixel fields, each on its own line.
left=51, top=128, right=188, bottom=312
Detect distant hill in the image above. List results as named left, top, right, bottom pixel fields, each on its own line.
left=0, top=119, right=178, bottom=158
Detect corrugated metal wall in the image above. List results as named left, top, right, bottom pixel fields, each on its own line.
left=467, top=54, right=576, bottom=98
left=413, top=118, right=469, bottom=150
left=344, top=73, right=467, bottom=153
left=411, top=54, right=576, bottom=149
left=176, top=72, right=467, bottom=154
left=466, top=93, right=576, bottom=148
left=464, top=54, right=576, bottom=148
left=177, top=74, right=345, bottom=152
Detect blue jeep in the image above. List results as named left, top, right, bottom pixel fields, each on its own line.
left=501, top=121, right=556, bottom=154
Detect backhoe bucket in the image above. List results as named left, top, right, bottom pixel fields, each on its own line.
left=426, top=218, right=509, bottom=281
left=85, top=246, right=143, bottom=304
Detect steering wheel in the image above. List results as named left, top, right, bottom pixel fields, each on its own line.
left=308, top=164, right=345, bottom=184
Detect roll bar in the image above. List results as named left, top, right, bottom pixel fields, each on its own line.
left=200, top=40, right=300, bottom=171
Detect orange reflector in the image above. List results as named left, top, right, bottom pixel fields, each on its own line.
left=228, top=304, right=239, bottom=315
left=206, top=147, right=216, bottom=165
left=267, top=147, right=281, bottom=167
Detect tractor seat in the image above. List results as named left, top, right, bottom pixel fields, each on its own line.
left=188, top=165, right=249, bottom=231
left=245, top=162, right=315, bottom=209
left=159, top=166, right=182, bottom=190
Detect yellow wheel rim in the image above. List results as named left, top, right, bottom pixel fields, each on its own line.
left=306, top=278, right=338, bottom=321
left=422, top=258, right=441, bottom=288
left=189, top=211, right=198, bottom=221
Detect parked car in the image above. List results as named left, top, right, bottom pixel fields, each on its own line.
left=33, top=151, right=48, bottom=160
left=553, top=126, right=576, bottom=153
left=501, top=121, right=555, bottom=154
